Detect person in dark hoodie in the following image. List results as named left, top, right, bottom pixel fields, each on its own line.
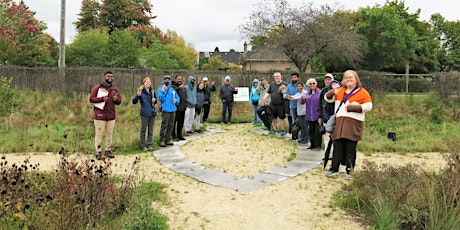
left=194, top=82, right=205, bottom=132
left=219, top=76, right=238, bottom=124
left=132, top=77, right=157, bottom=151
left=171, top=75, right=187, bottom=141
left=184, top=76, right=197, bottom=134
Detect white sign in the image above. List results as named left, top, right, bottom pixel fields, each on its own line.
left=234, top=87, right=249, bottom=102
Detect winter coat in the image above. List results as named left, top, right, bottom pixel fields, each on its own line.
left=303, top=88, right=321, bottom=121
left=132, top=87, right=157, bottom=117
left=250, top=79, right=260, bottom=105
left=219, top=83, right=237, bottom=102
left=157, top=84, right=180, bottom=113
left=89, top=82, right=122, bottom=121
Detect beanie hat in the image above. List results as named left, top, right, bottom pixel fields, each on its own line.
left=328, top=79, right=341, bottom=89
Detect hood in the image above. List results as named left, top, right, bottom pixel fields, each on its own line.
left=252, top=78, right=259, bottom=84
left=187, top=76, right=196, bottom=85
left=328, top=79, right=342, bottom=89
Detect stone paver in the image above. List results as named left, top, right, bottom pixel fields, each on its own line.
left=152, top=125, right=323, bottom=193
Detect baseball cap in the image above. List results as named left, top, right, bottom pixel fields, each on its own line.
left=324, top=73, right=334, bottom=79
left=203, top=77, right=209, bottom=81
left=225, top=76, right=231, bottom=81
left=163, top=75, right=171, bottom=79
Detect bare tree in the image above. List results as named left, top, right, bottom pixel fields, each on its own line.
left=240, top=0, right=365, bottom=72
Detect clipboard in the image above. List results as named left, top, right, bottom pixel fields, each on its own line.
left=93, top=88, right=108, bottom=110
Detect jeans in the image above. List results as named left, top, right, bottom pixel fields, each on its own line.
left=298, top=115, right=309, bottom=143
left=160, top=112, right=175, bottom=142
left=140, top=115, right=154, bottom=148
left=252, top=104, right=261, bottom=123
left=221, top=101, right=233, bottom=123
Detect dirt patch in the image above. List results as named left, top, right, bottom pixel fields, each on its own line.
left=2, top=124, right=447, bottom=229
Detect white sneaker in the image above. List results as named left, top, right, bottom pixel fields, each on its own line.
left=325, top=170, right=339, bottom=176
left=345, top=174, right=352, bottom=179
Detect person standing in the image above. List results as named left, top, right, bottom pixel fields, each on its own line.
left=202, top=77, right=216, bottom=122
left=287, top=82, right=309, bottom=144
left=157, top=75, right=180, bottom=147
left=249, top=78, right=261, bottom=124
left=132, top=77, right=157, bottom=151
left=89, top=71, right=122, bottom=160
left=284, top=73, right=301, bottom=138
left=317, top=73, right=335, bottom=158
left=305, top=78, right=322, bottom=150
left=261, top=72, right=288, bottom=135
left=219, top=76, right=238, bottom=124
left=184, top=76, right=197, bottom=134
left=171, top=75, right=187, bottom=141
left=194, top=82, right=205, bottom=133
left=325, top=70, right=373, bottom=179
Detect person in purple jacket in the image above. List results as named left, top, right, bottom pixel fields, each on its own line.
left=304, top=78, right=322, bottom=150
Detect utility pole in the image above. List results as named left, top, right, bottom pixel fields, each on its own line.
left=59, top=0, right=66, bottom=85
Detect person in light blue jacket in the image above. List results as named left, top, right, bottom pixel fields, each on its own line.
left=249, top=78, right=261, bottom=124
left=157, top=75, right=180, bottom=147
left=184, top=76, right=197, bottom=134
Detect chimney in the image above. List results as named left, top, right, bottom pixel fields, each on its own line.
left=243, top=41, right=248, bottom=57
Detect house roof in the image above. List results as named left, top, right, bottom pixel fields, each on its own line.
left=199, top=51, right=243, bottom=64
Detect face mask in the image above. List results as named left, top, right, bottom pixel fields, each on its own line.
left=164, top=81, right=170, bottom=86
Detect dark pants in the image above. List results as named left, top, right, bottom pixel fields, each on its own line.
left=287, top=115, right=293, bottom=134
left=221, top=101, right=233, bottom=123
left=331, top=138, right=357, bottom=174
left=173, top=110, right=185, bottom=138
left=140, top=115, right=155, bottom=148
left=160, top=112, right=175, bottom=142
left=298, top=115, right=309, bottom=143
left=308, top=121, right=322, bottom=148
left=202, top=103, right=211, bottom=121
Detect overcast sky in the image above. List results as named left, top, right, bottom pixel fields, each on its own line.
left=20, top=0, right=460, bottom=52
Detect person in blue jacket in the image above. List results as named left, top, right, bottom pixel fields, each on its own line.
left=157, top=75, right=180, bottom=147
left=132, top=77, right=157, bottom=151
left=249, top=78, right=261, bottom=124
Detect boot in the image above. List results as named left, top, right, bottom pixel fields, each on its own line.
left=159, top=140, right=166, bottom=147
left=104, top=150, right=115, bottom=158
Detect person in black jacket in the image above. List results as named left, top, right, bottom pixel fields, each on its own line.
left=219, top=76, right=238, bottom=124
left=171, top=75, right=187, bottom=141
left=202, top=77, right=216, bottom=122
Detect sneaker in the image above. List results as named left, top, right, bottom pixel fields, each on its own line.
left=104, top=150, right=115, bottom=158
left=280, top=130, right=286, bottom=136
left=147, top=146, right=154, bottom=151
left=186, top=131, right=193, bottom=134
left=159, top=141, right=166, bottom=147
left=178, top=136, right=186, bottom=141
left=345, top=174, right=352, bottom=179
left=195, top=129, right=202, bottom=133
left=142, top=146, right=148, bottom=151
left=268, top=130, right=276, bottom=135
left=325, top=170, right=339, bottom=176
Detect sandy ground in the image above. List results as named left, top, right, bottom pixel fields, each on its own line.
left=2, top=124, right=447, bottom=230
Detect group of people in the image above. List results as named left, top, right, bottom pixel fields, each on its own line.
left=89, top=70, right=373, bottom=179
left=89, top=72, right=216, bottom=160
left=249, top=71, right=373, bottom=179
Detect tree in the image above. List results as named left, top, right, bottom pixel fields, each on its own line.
left=99, top=0, right=154, bottom=33
left=241, top=0, right=364, bottom=72
left=201, top=55, right=226, bottom=70
left=141, top=38, right=179, bottom=69
left=104, top=29, right=140, bottom=68
left=74, top=0, right=100, bottom=33
left=66, top=29, right=109, bottom=67
left=356, top=2, right=419, bottom=72
left=167, top=30, right=197, bottom=70
left=0, top=0, right=55, bottom=66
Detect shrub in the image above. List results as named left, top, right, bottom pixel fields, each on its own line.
left=0, top=77, right=18, bottom=117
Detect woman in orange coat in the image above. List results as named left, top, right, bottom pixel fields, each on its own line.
left=324, top=70, right=372, bottom=179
